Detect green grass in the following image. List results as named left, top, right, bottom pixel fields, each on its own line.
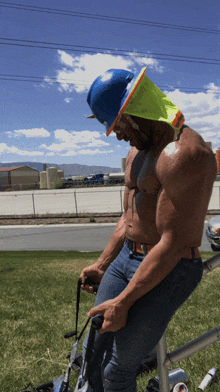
left=0, top=251, right=220, bottom=392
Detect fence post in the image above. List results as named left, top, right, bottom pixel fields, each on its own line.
left=32, top=192, right=36, bottom=218
left=74, top=190, right=78, bottom=217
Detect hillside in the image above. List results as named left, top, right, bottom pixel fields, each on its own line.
left=0, top=161, right=121, bottom=176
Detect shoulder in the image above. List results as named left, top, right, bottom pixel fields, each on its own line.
left=126, top=147, right=139, bottom=162
left=125, top=148, right=147, bottom=189
left=157, top=126, right=217, bottom=188
left=126, top=147, right=146, bottom=172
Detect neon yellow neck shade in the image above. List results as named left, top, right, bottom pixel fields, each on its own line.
left=124, top=75, right=185, bottom=130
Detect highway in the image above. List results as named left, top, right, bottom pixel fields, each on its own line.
left=0, top=221, right=212, bottom=252
left=0, top=223, right=116, bottom=251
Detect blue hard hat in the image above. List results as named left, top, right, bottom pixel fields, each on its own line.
left=87, top=67, right=147, bottom=136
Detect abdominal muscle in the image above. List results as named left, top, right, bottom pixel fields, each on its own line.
left=124, top=188, right=161, bottom=245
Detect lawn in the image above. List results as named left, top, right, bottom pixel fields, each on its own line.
left=0, top=251, right=220, bottom=392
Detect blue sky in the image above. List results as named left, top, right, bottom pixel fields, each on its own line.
left=1, top=0, right=220, bottom=168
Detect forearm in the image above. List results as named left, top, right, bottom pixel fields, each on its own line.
left=96, top=213, right=126, bottom=272
left=88, top=238, right=185, bottom=333
left=117, top=238, right=183, bottom=309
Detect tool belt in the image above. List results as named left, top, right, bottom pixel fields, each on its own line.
left=126, top=238, right=201, bottom=259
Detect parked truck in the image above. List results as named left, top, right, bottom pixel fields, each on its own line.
left=84, top=173, right=105, bottom=185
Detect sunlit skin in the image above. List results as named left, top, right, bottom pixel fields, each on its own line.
left=79, top=114, right=217, bottom=334
left=113, top=114, right=153, bottom=151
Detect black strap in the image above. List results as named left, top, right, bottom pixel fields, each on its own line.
left=77, top=317, right=91, bottom=341
left=65, top=278, right=100, bottom=342
left=75, top=278, right=82, bottom=340
left=64, top=278, right=89, bottom=340
left=75, top=279, right=92, bottom=342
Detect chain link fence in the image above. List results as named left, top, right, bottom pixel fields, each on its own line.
left=0, top=182, right=40, bottom=192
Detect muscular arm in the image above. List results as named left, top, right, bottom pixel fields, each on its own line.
left=81, top=171, right=130, bottom=293
left=88, top=142, right=217, bottom=331
left=108, top=232, right=187, bottom=318
left=95, top=211, right=127, bottom=271
left=88, top=227, right=191, bottom=331
left=80, top=208, right=127, bottom=292
left=119, top=143, right=216, bottom=301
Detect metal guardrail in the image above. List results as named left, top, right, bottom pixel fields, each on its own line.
left=157, top=252, right=220, bottom=392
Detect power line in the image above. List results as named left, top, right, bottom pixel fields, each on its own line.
left=1, top=73, right=219, bottom=94
left=1, top=1, right=220, bottom=35
left=1, top=38, right=220, bottom=65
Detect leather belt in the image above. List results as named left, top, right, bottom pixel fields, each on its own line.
left=126, top=238, right=154, bottom=255
left=188, top=247, right=201, bottom=260
left=126, top=238, right=201, bottom=260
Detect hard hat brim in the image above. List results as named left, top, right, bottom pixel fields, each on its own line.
left=106, top=67, right=147, bottom=136
left=87, top=67, right=147, bottom=136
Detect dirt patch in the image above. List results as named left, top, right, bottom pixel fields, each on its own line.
left=0, top=214, right=121, bottom=226
left=0, top=211, right=219, bottom=226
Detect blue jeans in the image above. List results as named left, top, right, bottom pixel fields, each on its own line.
left=83, top=241, right=203, bottom=392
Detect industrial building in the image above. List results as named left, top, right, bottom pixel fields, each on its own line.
left=40, top=167, right=64, bottom=189
left=0, top=166, right=40, bottom=191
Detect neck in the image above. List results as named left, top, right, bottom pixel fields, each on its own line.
left=128, top=115, right=179, bottom=155
left=173, top=126, right=182, bottom=141
left=150, top=121, right=175, bottom=155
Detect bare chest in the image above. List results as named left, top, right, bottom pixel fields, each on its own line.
left=125, top=149, right=161, bottom=197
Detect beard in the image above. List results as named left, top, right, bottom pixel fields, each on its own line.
left=127, top=115, right=153, bottom=151
left=134, top=127, right=153, bottom=151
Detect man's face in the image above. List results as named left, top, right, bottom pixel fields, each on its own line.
left=112, top=114, right=152, bottom=151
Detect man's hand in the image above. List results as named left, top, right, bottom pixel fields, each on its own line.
left=88, top=298, right=129, bottom=333
left=80, top=263, right=105, bottom=294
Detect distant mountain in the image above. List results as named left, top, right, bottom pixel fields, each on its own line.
left=0, top=162, right=121, bottom=176
left=59, top=163, right=121, bottom=176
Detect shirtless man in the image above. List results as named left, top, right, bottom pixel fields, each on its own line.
left=78, top=68, right=217, bottom=392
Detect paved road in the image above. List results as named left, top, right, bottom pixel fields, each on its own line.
left=0, top=221, right=213, bottom=252
left=0, top=223, right=116, bottom=251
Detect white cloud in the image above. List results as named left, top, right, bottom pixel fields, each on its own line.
left=5, top=131, right=13, bottom=138
left=61, top=149, right=114, bottom=156
left=12, top=128, right=50, bottom=138
left=40, top=142, right=76, bottom=152
left=0, top=143, right=8, bottom=153
left=165, top=86, right=220, bottom=151
left=48, top=51, right=163, bottom=93
left=54, top=129, right=102, bottom=143
left=64, top=97, right=73, bottom=103
left=58, top=51, right=75, bottom=67
left=44, top=76, right=54, bottom=85
left=204, top=83, right=220, bottom=95
left=87, top=140, right=109, bottom=148
left=40, top=129, right=110, bottom=155
left=0, top=143, right=44, bottom=156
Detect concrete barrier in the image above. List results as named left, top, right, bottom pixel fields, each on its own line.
left=0, top=183, right=219, bottom=217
